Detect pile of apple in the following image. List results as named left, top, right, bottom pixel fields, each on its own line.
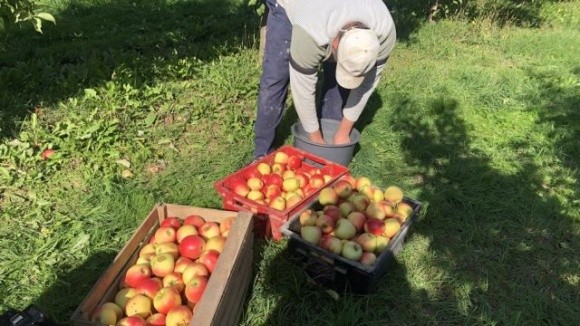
left=297, top=174, right=414, bottom=266
left=228, top=150, right=335, bottom=212
left=91, top=214, right=235, bottom=326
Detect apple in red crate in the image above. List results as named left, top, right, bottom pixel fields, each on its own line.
left=166, top=305, right=193, bottom=326
left=160, top=216, right=181, bottom=229
left=182, top=262, right=209, bottom=284
left=282, top=169, right=296, bottom=180
left=263, top=184, right=282, bottom=201
left=294, top=172, right=309, bottom=188
left=244, top=168, right=262, bottom=180
left=125, top=294, right=153, bottom=318
left=271, top=162, right=286, bottom=175
left=233, top=182, right=250, bottom=197
left=309, top=174, right=326, bottom=188
left=247, top=190, right=265, bottom=201
left=285, top=193, right=303, bottom=208
left=247, top=177, right=264, bottom=191
left=184, top=276, right=209, bottom=304
left=267, top=173, right=283, bottom=187
left=135, top=277, right=162, bottom=299
left=150, top=253, right=175, bottom=277
left=256, top=162, right=271, bottom=175
left=178, top=235, right=206, bottom=260
left=287, top=154, right=303, bottom=170
left=341, top=240, right=363, bottom=261
left=273, top=151, right=289, bottom=164
left=116, top=316, right=147, bottom=326
left=183, top=214, right=206, bottom=228
left=199, top=221, right=221, bottom=240
left=197, top=249, right=220, bottom=273
left=282, top=178, right=300, bottom=192
left=125, top=264, right=152, bottom=288
left=153, top=287, right=182, bottom=314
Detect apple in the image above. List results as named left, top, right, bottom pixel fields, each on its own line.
left=146, top=313, right=166, bottom=326
left=333, top=179, right=353, bottom=198
left=247, top=177, right=264, bottom=191
left=153, top=227, right=176, bottom=244
left=124, top=264, right=152, bottom=288
left=116, top=316, right=147, bottom=326
left=204, top=235, right=227, bottom=253
left=315, top=214, right=336, bottom=234
left=233, top=182, right=251, bottom=197
left=300, top=225, right=322, bottom=245
left=286, top=154, right=303, bottom=170
left=342, top=173, right=357, bottom=188
left=263, top=183, right=282, bottom=201
left=163, top=272, right=185, bottom=292
left=115, top=288, right=137, bottom=309
left=165, top=305, right=193, bottom=326
left=294, top=172, right=309, bottom=188
left=247, top=189, right=265, bottom=201
left=178, top=235, right=206, bottom=260
left=125, top=294, right=152, bottom=318
left=183, top=214, right=206, bottom=228
left=299, top=209, right=317, bottom=226
left=139, top=243, right=158, bottom=258
left=135, top=277, right=162, bottom=299
left=341, top=240, right=363, bottom=261
left=176, top=225, right=198, bottom=243
left=381, top=201, right=396, bottom=219
left=271, top=162, right=286, bottom=175
left=92, top=302, right=123, bottom=325
left=366, top=202, right=386, bottom=220
left=268, top=196, right=286, bottom=211
left=355, top=176, right=372, bottom=191
left=396, top=202, right=414, bottom=221
left=355, top=233, right=377, bottom=252
left=273, top=151, right=289, bottom=164
left=346, top=211, right=367, bottom=233
left=364, top=218, right=386, bottom=236
left=285, top=193, right=303, bottom=208
left=199, top=221, right=221, bottom=240
left=244, top=167, right=262, bottom=180
left=349, top=193, right=370, bottom=212
left=184, top=276, right=209, bottom=304
left=153, top=287, right=182, bottom=315
left=282, top=178, right=300, bottom=192
left=309, top=174, right=326, bottom=188
left=198, top=249, right=220, bottom=273
left=256, top=162, right=272, bottom=175
left=155, top=242, right=179, bottom=259
left=359, top=252, right=377, bottom=266
left=150, top=253, right=175, bottom=277
left=339, top=201, right=356, bottom=218
left=334, top=218, right=357, bottom=240
left=384, top=185, right=404, bottom=204
left=282, top=169, right=296, bottom=180
left=160, top=216, right=182, bottom=229
left=319, top=235, right=343, bottom=255
left=40, top=148, right=55, bottom=160
left=182, top=262, right=210, bottom=284
left=322, top=205, right=341, bottom=221
left=266, top=173, right=283, bottom=187
left=318, top=187, right=339, bottom=205
left=219, top=215, right=236, bottom=237
left=375, top=235, right=390, bottom=253
left=173, top=257, right=195, bottom=274
left=383, top=218, right=401, bottom=238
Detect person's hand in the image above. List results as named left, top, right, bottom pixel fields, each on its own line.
left=308, top=130, right=326, bottom=144
left=333, top=118, right=355, bottom=145
left=333, top=132, right=351, bottom=145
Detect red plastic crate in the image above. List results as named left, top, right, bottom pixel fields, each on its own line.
left=214, top=145, right=348, bottom=240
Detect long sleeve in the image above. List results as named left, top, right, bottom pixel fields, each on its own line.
left=289, top=65, right=319, bottom=133
left=342, top=63, right=385, bottom=122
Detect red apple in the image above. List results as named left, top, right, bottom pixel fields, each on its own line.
left=182, top=262, right=210, bottom=284
left=333, top=179, right=354, bottom=199
left=219, top=215, right=236, bottom=238
left=347, top=211, right=367, bottom=233
left=271, top=162, right=286, bottom=175
left=183, top=214, right=206, bottom=229
left=309, top=174, right=326, bottom=188
left=160, top=216, right=182, bottom=229
left=40, top=148, right=55, bottom=160
left=116, top=316, right=147, bottom=326
left=322, top=205, right=341, bottom=221
left=146, top=313, right=166, bottom=326
left=197, top=249, right=220, bottom=273
left=233, top=182, right=250, bottom=197
left=294, top=172, right=310, bottom=188
left=315, top=214, right=336, bottom=234
left=364, top=218, right=386, bottom=236
left=134, top=277, right=162, bottom=299
left=263, top=184, right=282, bottom=201
left=163, top=272, right=185, bottom=292
left=173, top=257, right=195, bottom=274
left=176, top=224, right=198, bottom=243
left=319, top=235, right=343, bottom=255
left=184, top=276, right=209, bottom=304
left=124, top=264, right=152, bottom=288
left=153, top=287, right=182, bottom=315
left=178, top=235, right=205, bottom=260
left=286, top=154, right=303, bottom=170
left=359, top=252, right=377, bottom=266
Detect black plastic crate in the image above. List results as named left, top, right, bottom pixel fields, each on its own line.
left=280, top=197, right=423, bottom=294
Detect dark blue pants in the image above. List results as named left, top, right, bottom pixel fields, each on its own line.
left=253, top=0, right=349, bottom=158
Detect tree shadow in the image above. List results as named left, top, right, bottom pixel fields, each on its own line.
left=31, top=250, right=117, bottom=324
left=0, top=0, right=260, bottom=139
left=388, top=92, right=579, bottom=322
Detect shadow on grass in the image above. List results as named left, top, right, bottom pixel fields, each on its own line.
left=387, top=92, right=579, bottom=322
left=0, top=0, right=260, bottom=139
left=31, top=250, right=117, bottom=324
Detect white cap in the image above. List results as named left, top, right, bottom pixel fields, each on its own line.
left=336, top=28, right=380, bottom=89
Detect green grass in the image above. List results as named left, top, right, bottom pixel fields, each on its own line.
left=1, top=0, right=579, bottom=324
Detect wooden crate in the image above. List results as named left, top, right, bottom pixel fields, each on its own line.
left=70, top=204, right=254, bottom=326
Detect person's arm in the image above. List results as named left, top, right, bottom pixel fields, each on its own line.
left=289, top=25, right=326, bottom=143
left=334, top=62, right=386, bottom=144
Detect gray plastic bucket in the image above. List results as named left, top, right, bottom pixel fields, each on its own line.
left=291, top=119, right=360, bottom=166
